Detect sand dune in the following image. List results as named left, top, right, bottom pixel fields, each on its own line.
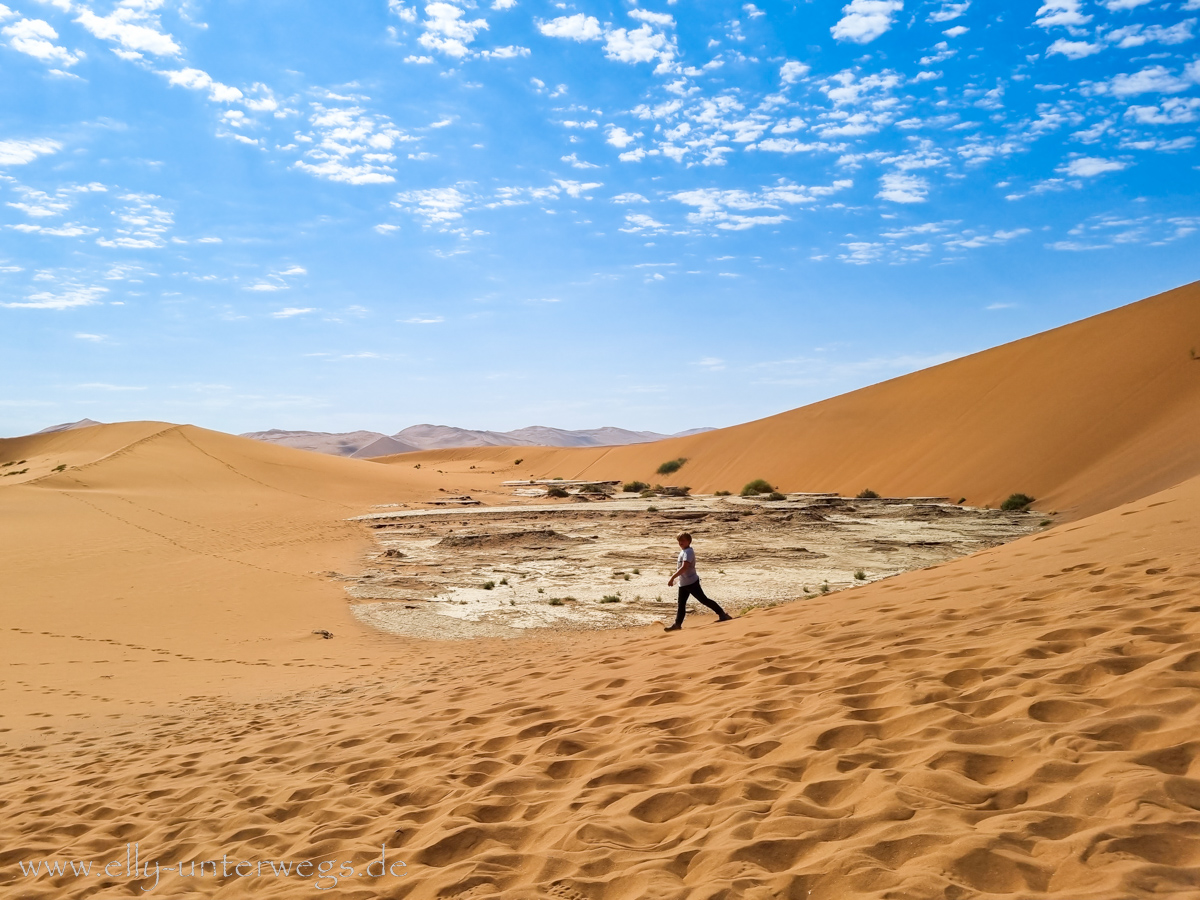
left=3, top=461, right=1199, bottom=897
left=382, top=281, right=1200, bottom=520
left=3, top=282, right=1200, bottom=898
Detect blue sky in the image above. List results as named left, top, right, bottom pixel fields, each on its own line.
left=1, top=0, right=1197, bottom=437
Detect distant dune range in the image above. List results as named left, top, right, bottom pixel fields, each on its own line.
left=240, top=424, right=717, bottom=458
left=1, top=281, right=1199, bottom=898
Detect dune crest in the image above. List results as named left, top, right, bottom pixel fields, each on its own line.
left=382, top=281, right=1200, bottom=519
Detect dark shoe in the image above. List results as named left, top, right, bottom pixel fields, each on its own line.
left=663, top=624, right=682, bottom=632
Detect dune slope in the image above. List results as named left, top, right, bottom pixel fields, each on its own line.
left=2, top=466, right=1199, bottom=899
left=384, top=281, right=1200, bottom=519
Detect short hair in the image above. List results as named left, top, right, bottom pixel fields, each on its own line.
left=676, top=532, right=692, bottom=542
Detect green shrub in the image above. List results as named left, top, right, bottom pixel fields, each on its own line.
left=499, top=577, right=508, bottom=585
left=514, top=458, right=523, bottom=465
left=639, top=488, right=656, bottom=498
left=741, top=479, right=774, bottom=496
left=632, top=568, right=640, bottom=574
left=657, top=458, right=687, bottom=475
left=856, top=489, right=880, bottom=500
left=854, top=569, right=866, bottom=581
left=546, top=487, right=569, bottom=498
left=547, top=597, right=564, bottom=606
left=766, top=491, right=787, bottom=501
left=659, top=485, right=691, bottom=497
left=647, top=505, right=658, bottom=512
left=714, top=490, right=731, bottom=496
left=52, top=464, right=66, bottom=472
left=483, top=580, right=495, bottom=590
left=1001, top=493, right=1035, bottom=511
left=537, top=587, right=544, bottom=593
left=600, top=595, right=621, bottom=603
left=957, top=497, right=966, bottom=505
left=623, top=480, right=649, bottom=492
left=820, top=581, right=830, bottom=594
left=1039, top=519, right=1051, bottom=527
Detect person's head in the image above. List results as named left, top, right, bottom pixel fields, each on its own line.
left=676, top=532, right=692, bottom=547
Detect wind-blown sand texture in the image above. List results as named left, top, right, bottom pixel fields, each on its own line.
left=1, top=282, right=1199, bottom=898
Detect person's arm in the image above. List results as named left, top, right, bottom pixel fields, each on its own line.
left=668, top=556, right=693, bottom=586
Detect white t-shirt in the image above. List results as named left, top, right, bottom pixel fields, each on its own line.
left=676, top=546, right=699, bottom=586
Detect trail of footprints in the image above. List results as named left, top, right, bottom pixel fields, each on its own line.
left=0, top=559, right=1198, bottom=898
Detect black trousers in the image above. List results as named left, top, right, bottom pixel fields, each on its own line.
left=674, top=580, right=728, bottom=627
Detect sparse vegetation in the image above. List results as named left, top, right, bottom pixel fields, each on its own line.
left=639, top=489, right=656, bottom=498
left=741, top=478, right=774, bottom=496
left=600, top=595, right=621, bottom=603
left=714, top=490, right=731, bottom=497
left=820, top=581, right=830, bottom=594
left=483, top=580, right=496, bottom=590
left=766, top=491, right=787, bottom=501
left=499, top=577, right=508, bottom=586
left=1039, top=519, right=1052, bottom=527
left=52, top=464, right=66, bottom=472
left=657, top=457, right=687, bottom=476
left=647, top=505, right=658, bottom=512
left=514, top=458, right=523, bottom=465
left=957, top=497, right=966, bottom=505
left=1001, top=493, right=1036, bottom=511
left=623, top=573, right=631, bottom=581
left=413, top=463, right=420, bottom=469
left=547, top=597, right=564, bottom=606
left=854, top=569, right=866, bottom=581
left=856, top=488, right=880, bottom=500
left=632, top=568, right=640, bottom=575
left=623, top=480, right=649, bottom=493
left=537, top=587, right=544, bottom=593
left=658, top=485, right=691, bottom=498
left=546, top=487, right=569, bottom=498
left=509, top=599, right=516, bottom=606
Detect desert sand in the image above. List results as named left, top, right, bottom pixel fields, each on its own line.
left=1, top=282, right=1199, bottom=898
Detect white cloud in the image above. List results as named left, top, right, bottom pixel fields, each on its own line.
left=1034, top=0, right=1092, bottom=30
left=831, top=0, right=904, bottom=44
left=1103, top=0, right=1152, bottom=9
left=1125, top=97, right=1200, bottom=124
left=1047, top=38, right=1101, bottom=59
left=943, top=25, right=968, bottom=37
left=389, top=1, right=418, bottom=22
left=4, top=17, right=83, bottom=65
left=0, top=138, right=63, bottom=166
left=492, top=0, right=516, bottom=9
left=555, top=179, right=602, bottom=197
left=612, top=192, right=648, bottom=203
left=1059, top=156, right=1128, bottom=176
left=780, top=60, right=809, bottom=84
left=606, top=126, right=642, bottom=148
left=159, top=67, right=243, bottom=103
left=75, top=5, right=181, bottom=56
left=755, top=138, right=826, bottom=153
left=279, top=265, right=307, bottom=276
left=1091, top=65, right=1195, bottom=96
left=538, top=13, right=602, bottom=41
left=75, top=332, right=106, bottom=341
left=271, top=307, right=316, bottom=318
left=561, top=153, right=600, bottom=169
left=418, top=1, right=488, bottom=58
left=604, top=23, right=677, bottom=72
left=247, top=282, right=285, bottom=292
left=1105, top=20, right=1196, bottom=48
left=403, top=316, right=444, bottom=324
left=877, top=172, right=928, bottom=202
left=404, top=54, right=434, bottom=63
left=619, top=212, right=665, bottom=232
left=928, top=1, right=970, bottom=22
left=3, top=285, right=107, bottom=309
left=393, top=185, right=472, bottom=226
left=673, top=179, right=851, bottom=230
left=629, top=9, right=675, bottom=27
left=293, top=103, right=411, bottom=185
left=479, top=44, right=529, bottom=59
left=374, top=223, right=400, bottom=233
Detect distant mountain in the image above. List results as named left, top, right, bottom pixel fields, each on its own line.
left=36, top=419, right=105, bottom=434
left=242, top=424, right=715, bottom=457
left=239, top=429, right=419, bottom=457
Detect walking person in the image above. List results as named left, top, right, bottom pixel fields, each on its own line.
left=665, top=532, right=732, bottom=632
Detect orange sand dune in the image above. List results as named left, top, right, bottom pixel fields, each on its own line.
left=3, top=282, right=1200, bottom=898
left=3, top=455, right=1199, bottom=898
left=384, top=281, right=1200, bottom=519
